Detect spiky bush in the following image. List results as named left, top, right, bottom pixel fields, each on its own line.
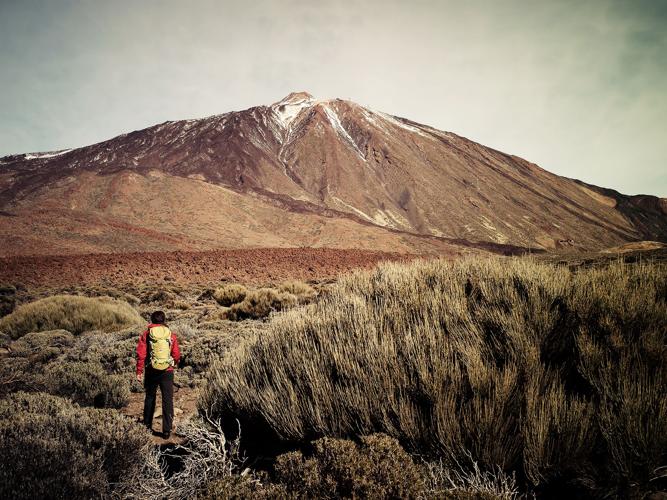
left=0, top=295, right=143, bottom=338
left=0, top=392, right=150, bottom=499
left=200, top=257, right=667, bottom=497
left=213, top=284, right=248, bottom=307
left=278, top=280, right=317, bottom=303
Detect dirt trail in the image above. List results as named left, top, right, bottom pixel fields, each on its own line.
left=122, top=385, right=199, bottom=445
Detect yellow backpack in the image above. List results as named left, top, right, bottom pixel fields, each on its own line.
left=148, top=325, right=174, bottom=370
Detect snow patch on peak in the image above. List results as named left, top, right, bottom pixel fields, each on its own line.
left=24, top=149, right=73, bottom=160
left=274, top=92, right=314, bottom=106
left=271, top=92, right=315, bottom=129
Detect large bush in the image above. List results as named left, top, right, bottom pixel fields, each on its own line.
left=0, top=295, right=143, bottom=338
left=0, top=392, right=150, bottom=499
left=200, top=257, right=667, bottom=497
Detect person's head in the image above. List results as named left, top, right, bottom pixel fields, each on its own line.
left=150, top=310, right=166, bottom=325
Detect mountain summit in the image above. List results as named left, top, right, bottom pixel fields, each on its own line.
left=0, top=93, right=665, bottom=256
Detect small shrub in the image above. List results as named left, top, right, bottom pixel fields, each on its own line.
left=227, top=288, right=297, bottom=320
left=185, top=333, right=236, bottom=373
left=278, top=280, right=317, bottom=303
left=146, top=289, right=178, bottom=303
left=197, top=288, right=214, bottom=301
left=64, top=331, right=137, bottom=375
left=172, top=299, right=191, bottom=310
left=9, top=329, right=74, bottom=362
left=0, top=392, right=150, bottom=499
left=0, top=295, right=16, bottom=318
left=170, top=318, right=199, bottom=342
left=44, top=361, right=130, bottom=408
left=0, top=331, right=11, bottom=349
left=201, top=475, right=291, bottom=499
left=206, top=307, right=231, bottom=322
left=273, top=434, right=425, bottom=499
left=0, top=295, right=143, bottom=339
left=0, top=358, right=36, bottom=396
left=0, top=284, right=17, bottom=295
left=213, top=284, right=248, bottom=307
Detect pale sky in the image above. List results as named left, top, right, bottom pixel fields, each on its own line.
left=1, top=0, right=665, bottom=196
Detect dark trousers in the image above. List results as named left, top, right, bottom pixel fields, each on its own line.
left=143, top=368, right=174, bottom=434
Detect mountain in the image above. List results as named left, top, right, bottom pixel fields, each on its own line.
left=0, top=91, right=665, bottom=256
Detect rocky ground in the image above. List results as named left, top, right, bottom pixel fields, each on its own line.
left=0, top=247, right=419, bottom=289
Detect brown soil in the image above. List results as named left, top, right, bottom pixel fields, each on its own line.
left=0, top=247, right=419, bottom=289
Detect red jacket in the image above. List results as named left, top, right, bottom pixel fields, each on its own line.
left=136, top=323, right=181, bottom=375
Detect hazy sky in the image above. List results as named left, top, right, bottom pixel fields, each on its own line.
left=1, top=0, right=665, bottom=196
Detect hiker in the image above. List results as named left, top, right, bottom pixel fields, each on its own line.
left=136, top=310, right=181, bottom=438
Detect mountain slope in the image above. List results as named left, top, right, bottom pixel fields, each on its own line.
left=1, top=92, right=665, bottom=256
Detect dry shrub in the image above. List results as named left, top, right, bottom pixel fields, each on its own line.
left=0, top=294, right=16, bottom=317
left=201, top=257, right=667, bottom=497
left=0, top=392, right=150, bottom=500
left=172, top=299, right=191, bottom=310
left=3, top=329, right=133, bottom=403
left=0, top=295, right=143, bottom=339
left=213, top=284, right=248, bottom=307
left=44, top=361, right=130, bottom=408
left=185, top=333, right=237, bottom=373
left=84, top=286, right=141, bottom=306
left=146, top=289, right=178, bottom=303
left=0, top=331, right=10, bottom=349
left=0, top=284, right=17, bottom=318
left=0, top=358, right=36, bottom=396
left=424, top=454, right=519, bottom=499
left=9, top=329, right=74, bottom=362
left=118, top=415, right=264, bottom=500
left=278, top=280, right=317, bottom=303
left=273, top=434, right=424, bottom=499
left=200, top=475, right=290, bottom=500
left=62, top=329, right=138, bottom=379
left=226, top=288, right=297, bottom=320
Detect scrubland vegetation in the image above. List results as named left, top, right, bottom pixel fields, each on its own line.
left=201, top=257, right=667, bottom=498
left=0, top=257, right=665, bottom=498
left=0, top=392, right=150, bottom=499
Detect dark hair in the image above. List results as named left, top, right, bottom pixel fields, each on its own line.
left=150, top=310, right=166, bottom=324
